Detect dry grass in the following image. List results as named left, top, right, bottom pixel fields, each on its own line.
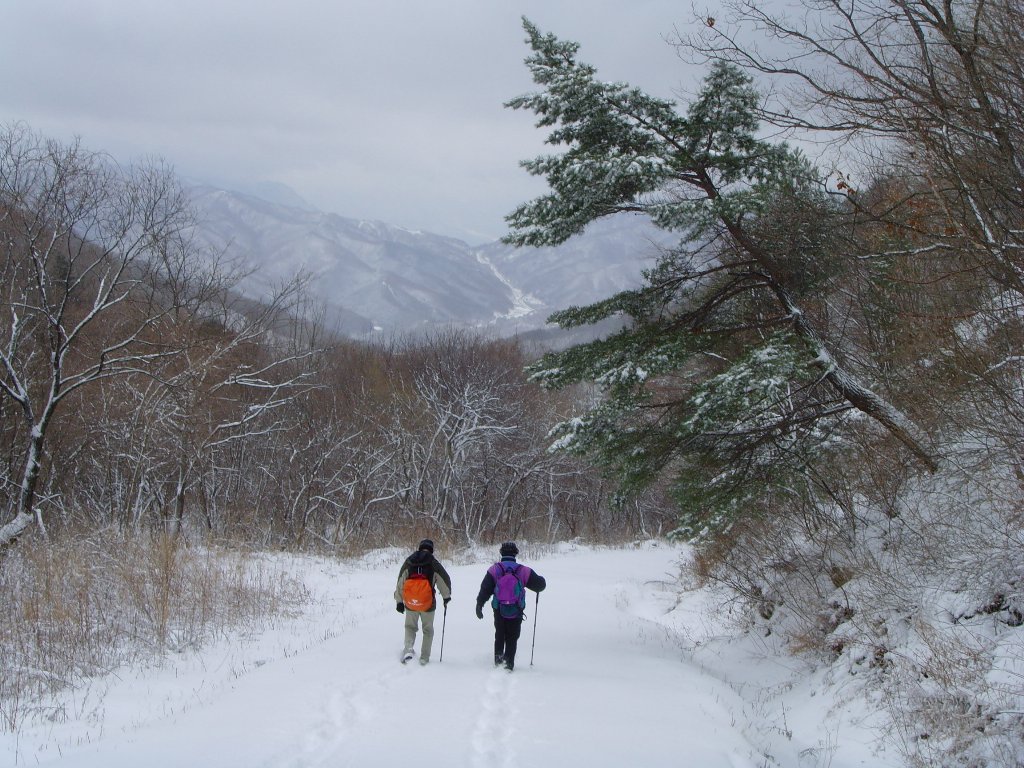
left=0, top=530, right=309, bottom=731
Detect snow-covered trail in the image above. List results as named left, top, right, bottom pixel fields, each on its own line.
left=14, top=543, right=763, bottom=767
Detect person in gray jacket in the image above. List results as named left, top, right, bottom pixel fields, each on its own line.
left=394, top=539, right=451, bottom=665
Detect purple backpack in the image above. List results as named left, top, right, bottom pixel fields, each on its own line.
left=489, top=562, right=532, bottom=619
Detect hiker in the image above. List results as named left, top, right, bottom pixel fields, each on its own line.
left=395, top=538, right=452, bottom=665
left=475, top=541, right=546, bottom=671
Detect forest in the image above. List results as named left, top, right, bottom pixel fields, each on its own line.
left=3, top=1, right=1024, bottom=765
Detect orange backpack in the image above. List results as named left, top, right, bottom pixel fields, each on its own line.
left=402, top=574, right=434, bottom=611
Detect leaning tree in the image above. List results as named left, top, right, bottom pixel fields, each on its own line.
left=505, top=20, right=938, bottom=534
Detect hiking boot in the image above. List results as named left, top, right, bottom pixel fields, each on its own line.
left=401, top=651, right=414, bottom=664
left=504, top=660, right=514, bottom=672
left=419, top=658, right=429, bottom=666
left=494, top=654, right=505, bottom=667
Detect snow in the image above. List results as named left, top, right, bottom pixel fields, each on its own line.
left=474, top=251, right=543, bottom=321
left=4, top=542, right=899, bottom=767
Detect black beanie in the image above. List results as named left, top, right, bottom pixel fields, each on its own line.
left=499, top=541, right=518, bottom=557
left=418, top=538, right=434, bottom=553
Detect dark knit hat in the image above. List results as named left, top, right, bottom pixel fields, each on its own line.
left=499, top=541, right=518, bottom=557
left=418, top=538, right=434, bottom=553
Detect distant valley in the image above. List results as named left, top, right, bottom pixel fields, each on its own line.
left=188, top=184, right=673, bottom=339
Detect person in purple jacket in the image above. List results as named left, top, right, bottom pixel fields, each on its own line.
left=475, top=541, right=546, bottom=671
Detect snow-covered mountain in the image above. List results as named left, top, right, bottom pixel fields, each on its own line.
left=188, top=184, right=674, bottom=338
left=480, top=214, right=671, bottom=316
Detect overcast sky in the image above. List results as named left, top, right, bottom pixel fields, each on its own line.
left=2, top=1, right=711, bottom=243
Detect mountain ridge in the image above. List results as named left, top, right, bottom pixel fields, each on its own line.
left=188, top=183, right=672, bottom=338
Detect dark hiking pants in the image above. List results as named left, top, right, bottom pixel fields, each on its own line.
left=493, top=612, right=523, bottom=668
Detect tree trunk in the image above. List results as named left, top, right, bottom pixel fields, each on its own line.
left=0, top=429, right=47, bottom=546
left=735, top=218, right=940, bottom=473
left=787, top=300, right=939, bottom=473
left=0, top=511, right=34, bottom=546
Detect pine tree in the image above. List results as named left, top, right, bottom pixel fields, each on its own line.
left=505, top=20, right=937, bottom=535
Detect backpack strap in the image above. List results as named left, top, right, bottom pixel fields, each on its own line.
left=410, top=563, right=433, bottom=579
left=490, top=562, right=521, bottom=584
left=488, top=562, right=507, bottom=581
left=409, top=553, right=434, bottom=583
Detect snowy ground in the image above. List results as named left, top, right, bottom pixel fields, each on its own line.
left=4, top=541, right=899, bottom=767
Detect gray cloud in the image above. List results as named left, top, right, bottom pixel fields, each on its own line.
left=1, top=0, right=705, bottom=243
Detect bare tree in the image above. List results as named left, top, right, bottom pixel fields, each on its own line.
left=148, top=278, right=314, bottom=538
left=681, top=0, right=1024, bottom=297
left=0, top=125, right=194, bottom=544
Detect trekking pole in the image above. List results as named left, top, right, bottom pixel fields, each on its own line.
left=529, top=592, right=539, bottom=666
left=439, top=601, right=448, bottom=663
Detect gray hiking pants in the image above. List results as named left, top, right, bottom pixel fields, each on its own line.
left=403, top=609, right=436, bottom=661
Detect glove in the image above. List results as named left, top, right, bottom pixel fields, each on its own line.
left=475, top=605, right=484, bottom=620
left=396, top=602, right=405, bottom=614
left=443, top=597, right=451, bottom=607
